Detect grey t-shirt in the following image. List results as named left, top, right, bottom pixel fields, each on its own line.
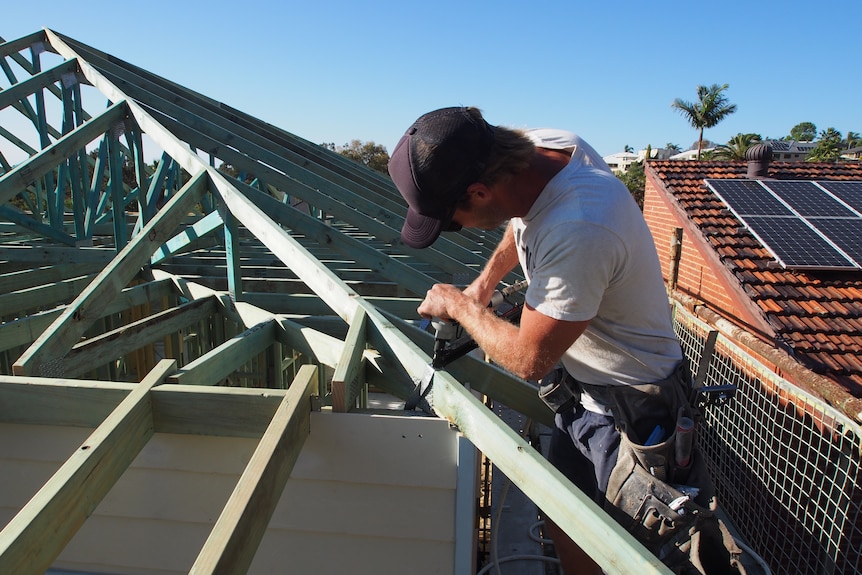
left=514, top=129, right=682, bottom=412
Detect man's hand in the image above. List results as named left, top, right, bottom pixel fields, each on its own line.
left=417, top=284, right=465, bottom=321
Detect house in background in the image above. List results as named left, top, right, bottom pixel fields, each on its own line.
left=642, top=150, right=862, bottom=418
left=603, top=147, right=676, bottom=173
left=603, top=150, right=639, bottom=173
left=668, top=148, right=716, bottom=161
left=762, top=140, right=817, bottom=162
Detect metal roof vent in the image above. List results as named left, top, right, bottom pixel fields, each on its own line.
left=746, top=143, right=773, bottom=179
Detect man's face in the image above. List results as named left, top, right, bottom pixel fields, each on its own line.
left=450, top=185, right=509, bottom=231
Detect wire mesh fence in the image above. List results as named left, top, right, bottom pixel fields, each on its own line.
left=673, top=304, right=862, bottom=575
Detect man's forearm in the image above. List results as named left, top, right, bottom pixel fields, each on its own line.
left=467, top=223, right=520, bottom=303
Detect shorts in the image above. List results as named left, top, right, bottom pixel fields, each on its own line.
left=548, top=404, right=620, bottom=505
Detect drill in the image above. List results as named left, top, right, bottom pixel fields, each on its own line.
left=430, top=280, right=528, bottom=369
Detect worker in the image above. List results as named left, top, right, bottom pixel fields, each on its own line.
left=388, top=107, right=744, bottom=575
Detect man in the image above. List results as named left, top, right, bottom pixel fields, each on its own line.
left=388, top=107, right=735, bottom=574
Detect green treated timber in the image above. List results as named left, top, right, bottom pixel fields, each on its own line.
left=0, top=261, right=104, bottom=293
left=0, top=59, right=79, bottom=112
left=241, top=184, right=438, bottom=298
left=207, top=167, right=434, bottom=402
left=0, top=376, right=131, bottom=427
left=13, top=171, right=208, bottom=376
left=151, top=384, right=287, bottom=438
left=243, top=292, right=421, bottom=320
left=62, top=296, right=217, bottom=378
left=331, top=306, right=367, bottom=412
left=0, top=359, right=174, bottom=575
left=168, top=319, right=276, bottom=386
left=430, top=373, right=673, bottom=575
left=44, top=30, right=207, bottom=179
left=0, top=373, right=289, bottom=437
left=0, top=101, right=127, bottom=207
left=54, top=32, right=516, bottom=284
left=0, top=205, right=76, bottom=245
left=0, top=275, right=96, bottom=319
left=189, top=364, right=317, bottom=575
left=152, top=109, right=486, bottom=281
left=0, top=278, right=175, bottom=353
left=380, top=310, right=551, bottom=427
left=0, top=31, right=49, bottom=60
left=150, top=210, right=224, bottom=264
left=0, top=245, right=116, bottom=265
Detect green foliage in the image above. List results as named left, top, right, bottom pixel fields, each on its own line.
left=789, top=122, right=817, bottom=142
left=616, top=160, right=645, bottom=209
left=671, top=84, right=737, bottom=160
left=323, top=140, right=390, bottom=174
left=807, top=128, right=844, bottom=162
left=712, top=133, right=762, bottom=161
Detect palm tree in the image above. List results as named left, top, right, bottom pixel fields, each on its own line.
left=671, top=84, right=737, bottom=160
left=712, top=133, right=762, bottom=161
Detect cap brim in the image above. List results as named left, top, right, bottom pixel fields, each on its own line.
left=402, top=207, right=444, bottom=249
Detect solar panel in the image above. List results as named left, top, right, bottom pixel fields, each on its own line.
left=742, top=216, right=857, bottom=269
left=816, top=181, right=862, bottom=213
left=806, top=218, right=862, bottom=266
left=763, top=181, right=856, bottom=217
left=705, top=179, right=862, bottom=271
left=707, top=179, right=793, bottom=216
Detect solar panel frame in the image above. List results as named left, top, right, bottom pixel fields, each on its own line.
left=762, top=181, right=856, bottom=217
left=741, top=216, right=858, bottom=270
left=806, top=217, right=862, bottom=267
left=706, top=179, right=793, bottom=216
left=816, top=181, right=862, bottom=214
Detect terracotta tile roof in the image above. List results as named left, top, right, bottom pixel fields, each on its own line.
left=647, top=160, right=862, bottom=397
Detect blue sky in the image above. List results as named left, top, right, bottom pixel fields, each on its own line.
left=3, top=1, right=861, bottom=159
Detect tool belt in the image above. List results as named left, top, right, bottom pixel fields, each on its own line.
left=541, top=363, right=747, bottom=575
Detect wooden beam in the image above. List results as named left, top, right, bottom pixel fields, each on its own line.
left=189, top=364, right=317, bottom=574
left=331, top=306, right=367, bottom=412
left=0, top=101, right=127, bottom=207
left=168, top=319, right=275, bottom=386
left=429, top=372, right=673, bottom=575
left=0, top=359, right=175, bottom=575
left=0, top=275, right=96, bottom=319
left=13, top=171, right=207, bottom=376
left=0, top=59, right=79, bottom=112
left=150, top=210, right=224, bottom=264
left=0, top=376, right=132, bottom=427
left=0, top=277, right=174, bottom=353
left=62, top=296, right=216, bottom=378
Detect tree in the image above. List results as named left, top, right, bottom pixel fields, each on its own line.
left=665, top=143, right=682, bottom=153
left=671, top=84, right=737, bottom=160
left=789, top=122, right=817, bottom=142
left=624, top=145, right=634, bottom=153
left=616, top=160, right=645, bottom=209
left=807, top=128, right=844, bottom=162
left=844, top=131, right=861, bottom=150
left=322, top=139, right=390, bottom=174
left=712, top=133, right=763, bottom=161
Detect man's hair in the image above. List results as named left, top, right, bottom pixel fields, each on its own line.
left=469, top=108, right=535, bottom=187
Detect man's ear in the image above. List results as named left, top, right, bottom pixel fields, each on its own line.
left=465, top=182, right=492, bottom=203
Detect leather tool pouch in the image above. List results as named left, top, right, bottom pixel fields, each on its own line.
left=583, top=363, right=747, bottom=575
left=538, top=366, right=580, bottom=414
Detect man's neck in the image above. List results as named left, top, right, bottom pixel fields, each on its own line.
left=505, top=148, right=570, bottom=217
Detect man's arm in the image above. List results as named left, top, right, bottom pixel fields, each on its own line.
left=462, top=222, right=520, bottom=304
left=418, top=284, right=590, bottom=381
